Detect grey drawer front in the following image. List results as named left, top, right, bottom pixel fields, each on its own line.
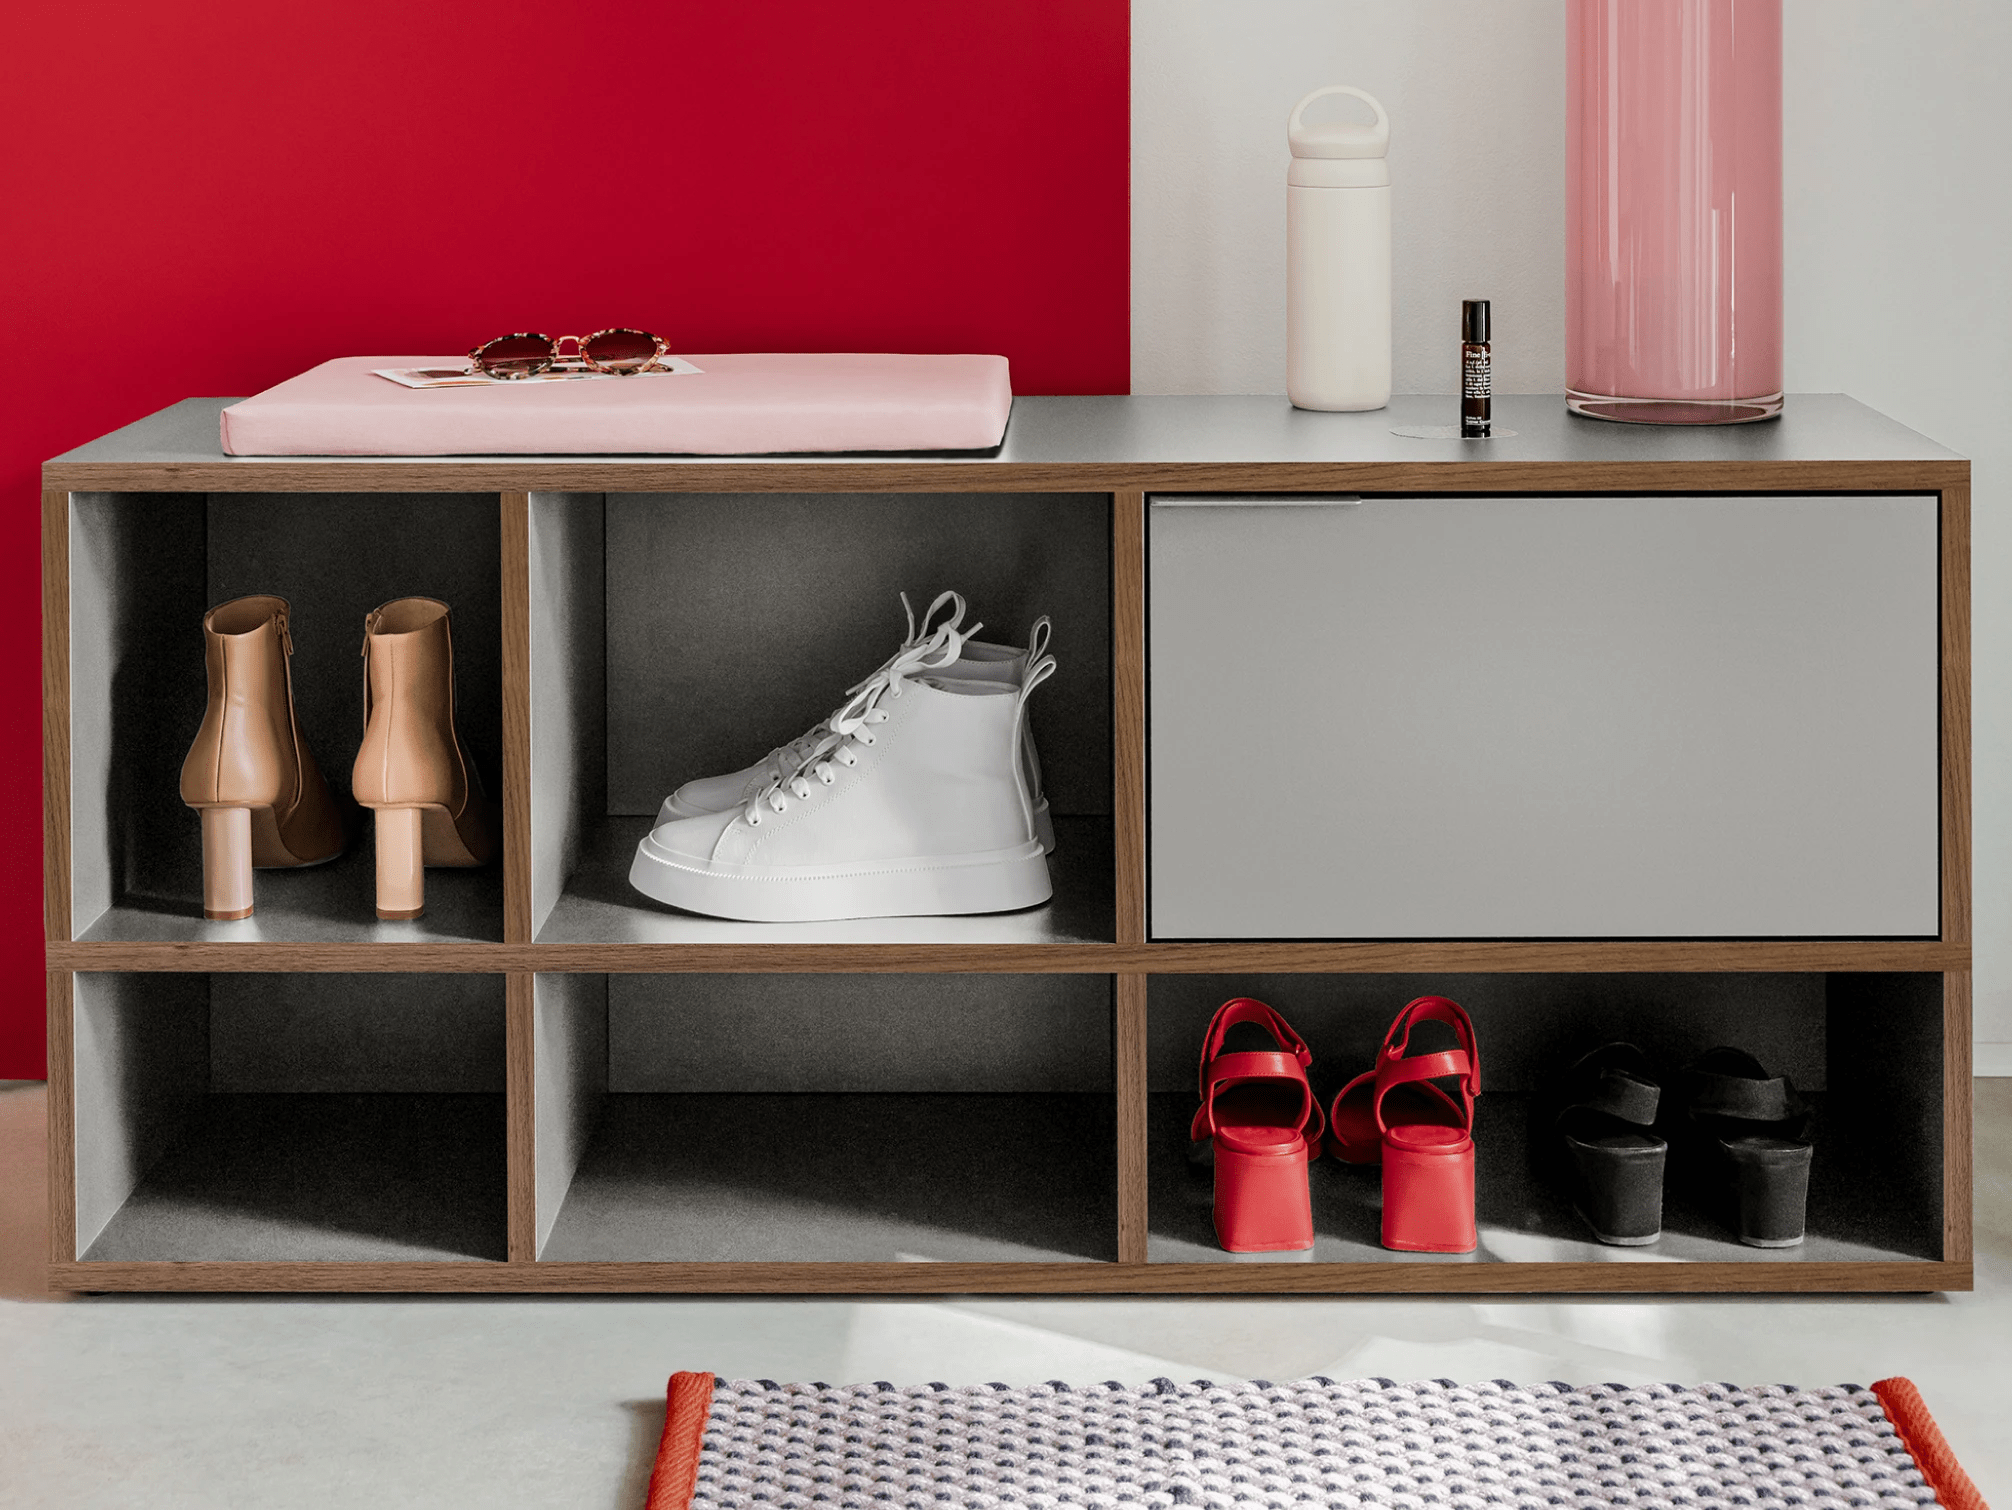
left=1147, top=494, right=1940, bottom=939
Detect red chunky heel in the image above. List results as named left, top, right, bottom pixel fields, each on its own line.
left=1190, top=998, right=1325, bottom=1253
left=1326, top=995, right=1480, bottom=1253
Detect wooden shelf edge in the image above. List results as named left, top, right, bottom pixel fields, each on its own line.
left=1129, top=941, right=1969, bottom=973
left=44, top=939, right=1972, bottom=975
left=48, top=1258, right=1970, bottom=1294
left=42, top=459, right=1972, bottom=496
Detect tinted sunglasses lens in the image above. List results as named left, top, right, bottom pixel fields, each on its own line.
left=473, top=335, right=553, bottom=377
left=583, top=329, right=660, bottom=372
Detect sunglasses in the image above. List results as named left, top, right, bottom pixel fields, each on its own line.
left=468, top=328, right=671, bottom=379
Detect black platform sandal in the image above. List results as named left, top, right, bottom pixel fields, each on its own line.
left=1677, top=1047, right=1814, bottom=1248
left=1555, top=1043, right=1666, bottom=1245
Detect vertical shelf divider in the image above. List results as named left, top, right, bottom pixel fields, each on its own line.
left=1113, top=490, right=1151, bottom=1264
left=1944, top=969, right=1973, bottom=1263
left=1938, top=480, right=1971, bottom=1266
left=43, top=488, right=71, bottom=945
left=1115, top=973, right=1148, bottom=1264
left=506, top=971, right=537, bottom=1264
left=1113, top=489, right=1146, bottom=946
left=1940, top=480, right=1971, bottom=948
left=46, top=970, right=75, bottom=1264
left=501, top=491, right=538, bottom=1264
left=500, top=491, right=533, bottom=945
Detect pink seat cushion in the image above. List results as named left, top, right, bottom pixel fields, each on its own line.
left=220, top=353, right=1012, bottom=456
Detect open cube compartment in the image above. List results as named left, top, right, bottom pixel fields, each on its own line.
left=1148, top=972, right=1945, bottom=1266
left=66, top=491, right=505, bottom=943
left=525, top=491, right=1114, bottom=944
left=68, top=971, right=508, bottom=1262
left=533, top=972, right=1119, bottom=1262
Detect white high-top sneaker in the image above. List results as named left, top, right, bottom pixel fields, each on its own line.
left=655, top=592, right=1057, bottom=851
left=629, top=622, right=1058, bottom=922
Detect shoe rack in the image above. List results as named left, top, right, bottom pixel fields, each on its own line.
left=41, top=393, right=1971, bottom=1293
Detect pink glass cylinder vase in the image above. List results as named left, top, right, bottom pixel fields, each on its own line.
left=1566, top=0, right=1783, bottom=424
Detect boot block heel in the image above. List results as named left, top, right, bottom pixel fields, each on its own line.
left=1380, top=1134, right=1476, bottom=1253
left=199, top=806, right=255, bottom=921
left=1212, top=1137, right=1314, bottom=1253
left=373, top=808, right=426, bottom=920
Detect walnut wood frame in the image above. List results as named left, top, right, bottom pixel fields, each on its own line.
left=42, top=435, right=1972, bottom=1295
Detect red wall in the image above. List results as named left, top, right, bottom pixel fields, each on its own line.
left=0, top=0, right=1130, bottom=1077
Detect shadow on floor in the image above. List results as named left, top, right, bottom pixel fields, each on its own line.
left=620, top=1397, right=668, bottom=1510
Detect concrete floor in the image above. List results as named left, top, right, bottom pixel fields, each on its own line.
left=5, top=1078, right=2007, bottom=1509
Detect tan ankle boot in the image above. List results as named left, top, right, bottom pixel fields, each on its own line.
left=179, top=595, right=347, bottom=920
left=351, top=598, right=497, bottom=920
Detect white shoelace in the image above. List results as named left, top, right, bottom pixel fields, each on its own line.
left=741, top=612, right=976, bottom=827
left=747, top=592, right=968, bottom=788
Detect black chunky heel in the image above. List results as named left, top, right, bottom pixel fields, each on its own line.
left=1678, top=1048, right=1814, bottom=1248
left=1555, top=1043, right=1666, bottom=1246
left=1726, top=1138, right=1814, bottom=1247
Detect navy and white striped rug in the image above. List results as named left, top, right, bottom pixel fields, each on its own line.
left=644, top=1372, right=1981, bottom=1509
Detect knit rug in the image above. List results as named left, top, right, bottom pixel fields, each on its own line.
left=641, top=1372, right=1984, bottom=1510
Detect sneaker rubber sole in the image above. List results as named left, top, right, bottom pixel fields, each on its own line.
left=628, top=835, right=1053, bottom=922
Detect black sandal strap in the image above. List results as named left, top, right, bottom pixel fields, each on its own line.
left=1683, top=1067, right=1799, bottom=1122
left=1574, top=1068, right=1660, bottom=1126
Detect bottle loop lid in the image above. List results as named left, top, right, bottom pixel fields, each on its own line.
left=1288, top=85, right=1390, bottom=159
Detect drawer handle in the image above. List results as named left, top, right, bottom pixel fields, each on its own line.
left=1149, top=495, right=1362, bottom=508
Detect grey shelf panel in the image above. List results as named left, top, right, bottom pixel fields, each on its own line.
left=1147, top=1093, right=1935, bottom=1268
left=49, top=393, right=1960, bottom=471
left=536, top=814, right=1113, bottom=946
left=78, top=843, right=504, bottom=944
left=81, top=1093, right=506, bottom=1263
left=540, top=1093, right=1117, bottom=1263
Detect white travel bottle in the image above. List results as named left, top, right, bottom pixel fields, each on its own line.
left=1287, top=86, right=1392, bottom=411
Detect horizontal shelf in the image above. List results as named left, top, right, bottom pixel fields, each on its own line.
left=1127, top=941, right=1971, bottom=974
left=536, top=815, right=1114, bottom=947
left=1147, top=1093, right=1935, bottom=1268
left=48, top=1260, right=1972, bottom=1294
left=76, top=845, right=503, bottom=946
left=80, top=1093, right=506, bottom=1264
left=48, top=462, right=1972, bottom=498
left=540, top=1093, right=1117, bottom=1264
left=44, top=396, right=1970, bottom=495
left=47, top=938, right=1972, bottom=975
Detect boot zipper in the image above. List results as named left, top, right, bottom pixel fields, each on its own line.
left=276, top=608, right=294, bottom=656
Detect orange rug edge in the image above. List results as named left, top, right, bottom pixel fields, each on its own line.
left=643, top=1371, right=717, bottom=1510
left=1872, top=1377, right=1989, bottom=1510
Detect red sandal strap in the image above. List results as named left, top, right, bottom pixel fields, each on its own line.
left=1195, top=998, right=1323, bottom=1145
left=1205, top=1051, right=1310, bottom=1091
left=1375, top=1048, right=1473, bottom=1088
left=1378, top=995, right=1481, bottom=1097
left=1197, top=997, right=1311, bottom=1099
left=1372, top=995, right=1480, bottom=1138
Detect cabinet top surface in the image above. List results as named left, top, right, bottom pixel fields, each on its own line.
left=45, top=392, right=1962, bottom=486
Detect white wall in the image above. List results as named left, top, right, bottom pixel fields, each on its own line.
left=1133, top=0, right=2012, bottom=1061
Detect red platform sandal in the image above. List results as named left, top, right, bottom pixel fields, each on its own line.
left=1325, top=995, right=1480, bottom=1254
left=1190, top=998, right=1325, bottom=1253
